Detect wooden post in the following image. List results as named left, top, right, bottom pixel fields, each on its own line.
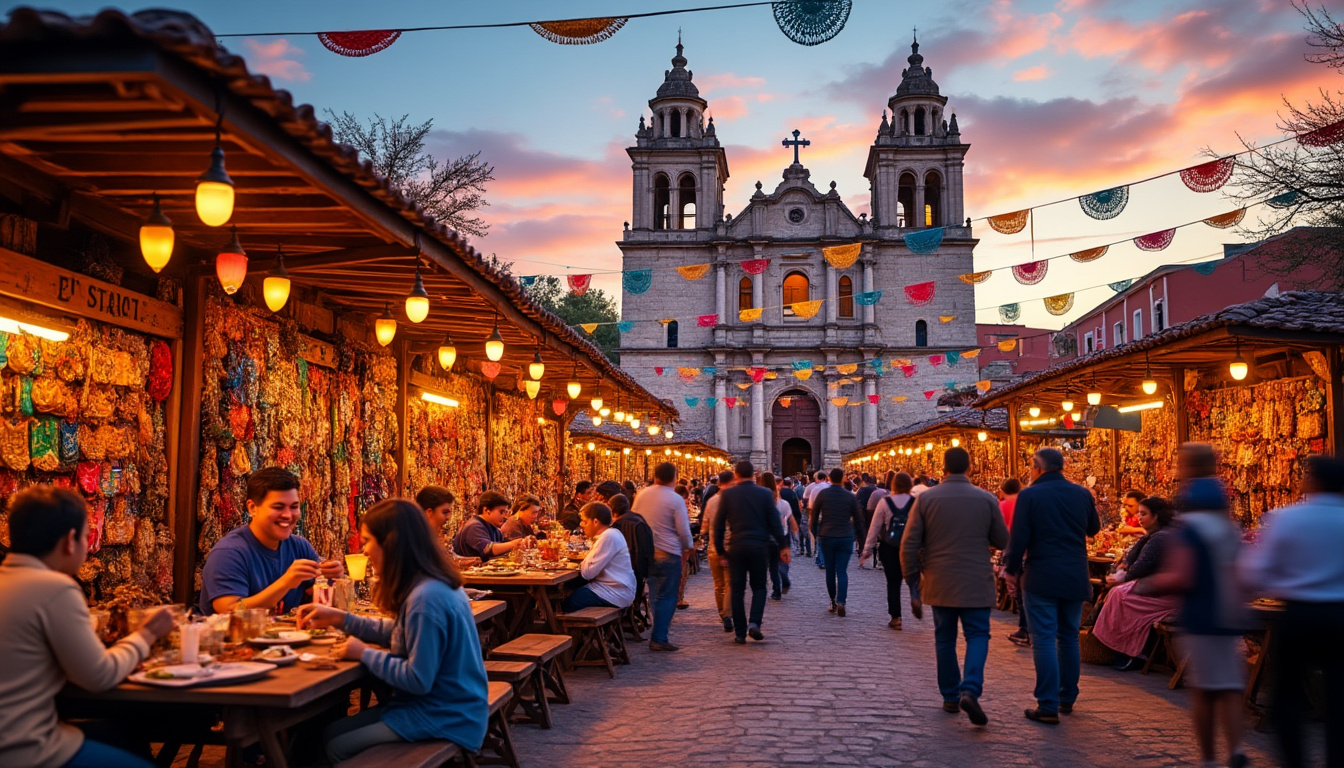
left=1172, top=367, right=1189, bottom=444
left=1327, top=345, right=1344, bottom=456
left=1007, top=401, right=1021, bottom=479
left=394, top=340, right=410, bottom=496
left=170, top=276, right=207, bottom=605
left=484, top=384, right=496, bottom=487
left=1110, top=429, right=1122, bottom=492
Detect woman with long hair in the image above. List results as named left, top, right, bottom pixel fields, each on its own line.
left=1092, top=496, right=1180, bottom=670
left=297, top=499, right=488, bottom=763
left=859, top=472, right=915, bottom=630
left=761, top=472, right=799, bottom=600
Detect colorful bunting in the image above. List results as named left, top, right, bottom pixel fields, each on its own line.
left=736, top=382, right=751, bottom=390
left=904, top=227, right=944, bottom=255
left=1298, top=118, right=1344, bottom=147
left=678, top=367, right=701, bottom=382
left=870, top=359, right=885, bottom=375
left=794, top=368, right=814, bottom=380
left=725, top=397, right=738, bottom=409
left=1203, top=209, right=1246, bottom=229
left=854, top=290, right=882, bottom=306
left=958, top=271, right=993, bottom=284
left=822, top=243, right=861, bottom=269
left=987, top=209, right=1030, bottom=235
left=791, top=300, right=824, bottom=319
left=1011, top=261, right=1048, bottom=285
left=944, top=381, right=959, bottom=391
left=765, top=371, right=778, bottom=380
left=705, top=397, right=718, bottom=408
left=623, top=269, right=652, bottom=294
left=923, top=390, right=936, bottom=400
left=529, top=17, right=628, bottom=44
left=750, top=367, right=766, bottom=383
left=580, top=323, right=600, bottom=334
left=791, top=360, right=814, bottom=371
left=657, top=318, right=676, bottom=325
left=655, top=367, right=664, bottom=376
left=739, top=308, right=763, bottom=323
left=740, top=259, right=770, bottom=275
left=928, top=355, right=943, bottom=366
left=904, top=281, right=936, bottom=306
left=892, top=358, right=911, bottom=367
left=318, top=30, right=402, bottom=57
left=1108, top=279, right=1133, bottom=293
left=1069, top=246, right=1108, bottom=263
left=945, top=351, right=961, bottom=365
left=1043, top=293, right=1076, bottom=316
left=829, top=397, right=850, bottom=407
left=1079, top=185, right=1129, bottom=220
left=617, top=321, right=634, bottom=333
left=901, top=365, right=917, bottom=378
left=567, top=274, right=593, bottom=295
left=1267, top=191, right=1302, bottom=209
left=976, top=380, right=993, bottom=392
left=702, top=366, right=718, bottom=377
left=961, top=348, right=981, bottom=359
left=940, top=315, right=956, bottom=323
left=518, top=275, right=538, bottom=287
left=779, top=397, right=792, bottom=409
left=891, top=395, right=907, bottom=402
left=697, top=314, right=719, bottom=327
left=999, top=303, right=1021, bottom=323
left=1134, top=228, right=1176, bottom=252
left=677, top=263, right=712, bottom=280
left=836, top=363, right=858, bottom=375
left=1179, top=158, right=1235, bottom=193
left=997, top=339, right=1017, bottom=352
left=685, top=397, right=700, bottom=407
left=1192, top=261, right=1219, bottom=276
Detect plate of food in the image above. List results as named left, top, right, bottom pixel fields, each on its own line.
left=131, top=662, right=274, bottom=688
left=305, top=628, right=342, bottom=645
left=247, top=629, right=312, bottom=646
left=254, top=646, right=299, bottom=666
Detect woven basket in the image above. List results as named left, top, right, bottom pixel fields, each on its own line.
left=1080, top=628, right=1116, bottom=666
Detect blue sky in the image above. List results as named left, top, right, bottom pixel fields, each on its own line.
left=12, top=0, right=1331, bottom=328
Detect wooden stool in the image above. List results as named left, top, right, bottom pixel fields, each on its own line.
left=484, top=660, right=549, bottom=729
left=489, top=634, right=573, bottom=710
left=473, top=681, right=521, bottom=768
left=557, top=606, right=628, bottom=678
left=335, top=740, right=463, bottom=768
left=1143, top=620, right=1187, bottom=689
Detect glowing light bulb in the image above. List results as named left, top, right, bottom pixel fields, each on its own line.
left=567, top=380, right=581, bottom=399
left=1061, top=399, right=1074, bottom=413
left=977, top=431, right=988, bottom=442
left=485, top=323, right=504, bottom=362
left=664, top=430, right=673, bottom=439
left=587, top=442, right=596, bottom=451
left=1142, top=379, right=1158, bottom=395
left=590, top=394, right=604, bottom=412
left=374, top=303, right=397, bottom=347
left=951, top=438, right=960, bottom=447
left=524, top=379, right=540, bottom=399
left=214, top=228, right=247, bottom=295
left=404, top=268, right=430, bottom=324
left=139, top=194, right=174, bottom=273
left=592, top=416, right=603, bottom=426
left=599, top=407, right=610, bottom=417
left=1028, top=406, right=1041, bottom=418
left=648, top=424, right=661, bottom=435
left=195, top=143, right=235, bottom=227
left=529, top=352, right=545, bottom=381
left=1087, top=391, right=1102, bottom=406
left=262, top=252, right=291, bottom=313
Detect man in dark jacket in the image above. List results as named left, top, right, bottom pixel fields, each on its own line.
left=701, top=477, right=721, bottom=512
left=609, top=494, right=654, bottom=623
left=715, top=461, right=790, bottom=644
left=810, top=468, right=865, bottom=616
left=1004, top=448, right=1102, bottom=725
left=854, top=473, right=878, bottom=545
left=560, top=481, right=595, bottom=532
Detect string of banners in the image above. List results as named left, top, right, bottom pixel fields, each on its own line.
left=217, top=1, right=853, bottom=53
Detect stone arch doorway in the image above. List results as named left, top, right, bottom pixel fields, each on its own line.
left=772, top=390, right=820, bottom=477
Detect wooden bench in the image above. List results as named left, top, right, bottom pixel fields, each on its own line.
left=474, top=681, right=520, bottom=768
left=1142, top=619, right=1187, bottom=689
left=489, top=634, right=573, bottom=710
left=484, top=659, right=550, bottom=729
left=557, top=606, right=629, bottom=678
left=335, top=740, right=463, bottom=768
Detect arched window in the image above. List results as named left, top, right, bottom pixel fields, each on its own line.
left=782, top=271, right=809, bottom=317
left=738, top=276, right=754, bottom=315
left=897, top=172, right=916, bottom=228
left=666, top=319, right=679, bottom=348
left=914, top=106, right=926, bottom=136
left=924, top=171, right=943, bottom=228
left=838, top=275, right=854, bottom=318
left=899, top=109, right=909, bottom=135
left=670, top=110, right=682, bottom=138
left=653, top=174, right=670, bottom=230
left=915, top=319, right=928, bottom=347
left=679, top=173, right=697, bottom=229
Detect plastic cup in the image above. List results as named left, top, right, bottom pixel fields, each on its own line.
left=345, top=553, right=368, bottom=581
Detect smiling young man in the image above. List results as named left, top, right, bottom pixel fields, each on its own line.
left=199, top=467, right=344, bottom=616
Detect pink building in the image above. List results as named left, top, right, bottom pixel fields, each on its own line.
left=976, top=323, right=1055, bottom=377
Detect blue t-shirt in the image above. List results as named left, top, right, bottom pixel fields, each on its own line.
left=198, top=525, right=320, bottom=615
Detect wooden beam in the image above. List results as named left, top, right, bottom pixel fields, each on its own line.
left=1007, top=401, right=1021, bottom=479
left=395, top=339, right=410, bottom=496
left=255, top=244, right=417, bottom=272
left=171, top=275, right=207, bottom=604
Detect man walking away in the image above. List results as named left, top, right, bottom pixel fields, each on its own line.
left=715, top=462, right=790, bottom=643
left=805, top=471, right=828, bottom=565
left=855, top=473, right=879, bottom=550
left=631, top=462, right=695, bottom=652
left=811, top=468, right=864, bottom=616
left=700, top=470, right=737, bottom=633
left=903, top=448, right=1009, bottom=726
left=1244, top=455, right=1344, bottom=768
left=1004, top=448, right=1100, bottom=725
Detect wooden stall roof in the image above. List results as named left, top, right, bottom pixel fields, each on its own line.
left=0, top=8, right=672, bottom=420
left=843, top=408, right=1010, bottom=462
left=568, top=413, right=728, bottom=459
left=975, top=291, right=1344, bottom=411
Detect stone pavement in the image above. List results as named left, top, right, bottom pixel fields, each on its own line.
left=510, top=556, right=1279, bottom=768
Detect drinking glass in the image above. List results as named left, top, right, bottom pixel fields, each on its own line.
left=345, top=553, right=369, bottom=581
left=243, top=608, right=270, bottom=641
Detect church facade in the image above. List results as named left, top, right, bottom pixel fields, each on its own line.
left=617, top=39, right=979, bottom=476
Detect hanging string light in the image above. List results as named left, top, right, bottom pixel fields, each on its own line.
left=567, top=359, right=582, bottom=399
left=529, top=345, right=545, bottom=380
left=1087, top=372, right=1102, bottom=406
left=1028, top=405, right=1041, bottom=418
left=591, top=415, right=603, bottom=427
left=1229, top=339, right=1249, bottom=381
left=196, top=109, right=235, bottom=227
left=599, top=407, right=611, bottom=417
left=215, top=227, right=247, bottom=294
left=374, top=302, right=397, bottom=346
left=405, top=264, right=430, bottom=323
left=1061, top=390, right=1074, bottom=413
left=648, top=424, right=661, bottom=436
left=977, top=431, right=988, bottom=442
left=262, top=247, right=291, bottom=313
left=664, top=429, right=673, bottom=439
left=1142, top=352, right=1158, bottom=395
left=139, top=193, right=174, bottom=272
left=485, top=311, right=505, bottom=362
left=590, top=384, right=604, bottom=413
left=630, top=416, right=641, bottom=430
left=950, top=438, right=960, bottom=447
left=524, top=379, right=540, bottom=399
left=438, top=332, right=457, bottom=371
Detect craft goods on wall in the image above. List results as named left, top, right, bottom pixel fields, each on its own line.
left=489, top=390, right=562, bottom=513
left=405, top=365, right=487, bottom=544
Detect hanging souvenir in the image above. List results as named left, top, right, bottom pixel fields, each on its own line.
left=623, top=269, right=653, bottom=294
left=999, top=303, right=1021, bottom=323
left=54, top=346, right=84, bottom=382
left=567, top=274, right=593, bottom=296
left=30, top=417, right=59, bottom=473
left=1179, top=157, right=1235, bottom=192
left=697, top=314, right=719, bottom=327
left=854, top=290, right=882, bottom=306
left=790, top=300, right=823, bottom=319
left=6, top=334, right=36, bottom=375
left=904, top=281, right=936, bottom=306
left=86, top=499, right=104, bottom=554
left=958, top=271, right=993, bottom=285
left=1079, top=185, right=1129, bottom=220
left=1133, top=228, right=1176, bottom=252
left=1, top=417, right=32, bottom=470
left=740, top=259, right=770, bottom=275
left=103, top=497, right=135, bottom=545
left=1069, top=246, right=1108, bottom=263
left=1043, top=293, right=1076, bottom=316
left=739, top=308, right=763, bottom=323
left=530, top=17, right=628, bottom=45
left=148, top=340, right=173, bottom=401
left=0, top=331, right=7, bottom=370
left=677, top=263, right=712, bottom=280
left=1298, top=118, right=1344, bottom=147
left=1203, top=209, right=1246, bottom=229
left=904, top=227, right=944, bottom=255
left=1011, top=261, right=1048, bottom=285
left=987, top=209, right=1029, bottom=235
left=822, top=243, right=861, bottom=269
left=17, top=377, right=34, bottom=417
left=59, top=419, right=79, bottom=464
left=773, top=0, right=852, bottom=46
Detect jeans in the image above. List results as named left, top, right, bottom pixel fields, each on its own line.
left=648, top=551, right=683, bottom=643
left=707, top=551, right=731, bottom=620
left=932, top=606, right=992, bottom=701
left=768, top=540, right=791, bottom=594
left=1271, top=600, right=1344, bottom=768
left=562, top=584, right=617, bottom=613
left=728, top=544, right=770, bottom=635
left=819, top=536, right=853, bottom=605
left=62, top=740, right=154, bottom=768
left=798, top=514, right=813, bottom=556
left=1023, top=592, right=1084, bottom=714
left=324, top=706, right=404, bottom=763
left=877, top=543, right=903, bottom=618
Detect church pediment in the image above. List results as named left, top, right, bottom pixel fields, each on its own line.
left=725, top=164, right=864, bottom=239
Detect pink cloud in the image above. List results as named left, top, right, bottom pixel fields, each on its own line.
left=1013, top=64, right=1052, bottom=82
left=710, top=96, right=750, bottom=123
left=697, top=73, right=767, bottom=95
left=242, top=38, right=310, bottom=82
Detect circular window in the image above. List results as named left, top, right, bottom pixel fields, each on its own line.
left=787, top=208, right=805, bottom=224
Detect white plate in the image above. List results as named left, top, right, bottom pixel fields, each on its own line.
left=254, top=647, right=299, bottom=666
left=130, top=662, right=274, bottom=688
left=247, top=631, right=312, bottom=646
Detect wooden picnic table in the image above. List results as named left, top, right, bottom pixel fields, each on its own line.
left=59, top=658, right=364, bottom=768
left=462, top=570, right=579, bottom=638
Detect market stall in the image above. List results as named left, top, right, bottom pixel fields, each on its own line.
left=567, top=414, right=729, bottom=485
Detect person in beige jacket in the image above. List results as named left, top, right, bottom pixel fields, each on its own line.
left=0, top=486, right=173, bottom=768
left=901, top=448, right=1009, bottom=727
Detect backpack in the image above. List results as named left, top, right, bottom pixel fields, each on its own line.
left=881, top=495, right=913, bottom=548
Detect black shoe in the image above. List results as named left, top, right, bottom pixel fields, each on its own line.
left=676, top=602, right=690, bottom=610
left=748, top=624, right=764, bottom=641
left=782, top=584, right=790, bottom=595
left=836, top=604, right=846, bottom=617
left=960, top=693, right=988, bottom=726
left=1024, top=707, right=1060, bottom=725
left=649, top=641, right=680, bottom=652
left=722, top=617, right=734, bottom=633
left=1008, top=632, right=1032, bottom=647
left=1059, top=703, right=1074, bottom=715
left=733, top=636, right=746, bottom=644
left=942, top=701, right=960, bottom=714
left=771, top=591, right=782, bottom=601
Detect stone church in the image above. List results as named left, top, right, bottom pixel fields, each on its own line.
left=618, top=39, right=979, bottom=476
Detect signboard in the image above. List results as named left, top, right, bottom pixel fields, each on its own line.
left=0, top=247, right=183, bottom=338
left=298, top=334, right=336, bottom=368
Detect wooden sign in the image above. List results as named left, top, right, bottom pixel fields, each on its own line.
left=298, top=334, right=336, bottom=368
left=0, top=246, right=183, bottom=338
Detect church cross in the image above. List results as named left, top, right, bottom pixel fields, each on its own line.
left=782, top=129, right=810, bottom=165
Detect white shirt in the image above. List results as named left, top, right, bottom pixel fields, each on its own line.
left=775, top=499, right=794, bottom=537
left=631, top=484, right=694, bottom=556
left=805, top=481, right=826, bottom=507
left=910, top=484, right=928, bottom=498
left=580, top=528, right=637, bottom=608
left=1243, top=493, right=1344, bottom=602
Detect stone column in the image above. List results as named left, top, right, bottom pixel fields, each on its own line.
left=862, top=376, right=879, bottom=444
left=914, top=183, right=926, bottom=229
left=750, top=379, right=766, bottom=466
left=714, top=375, right=728, bottom=449
left=824, top=375, right=842, bottom=467
left=715, top=262, right=726, bottom=321
left=825, top=264, right=838, bottom=323
left=764, top=417, right=773, bottom=471
left=861, top=257, right=875, bottom=326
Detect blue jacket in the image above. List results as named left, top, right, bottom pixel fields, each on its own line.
left=1003, top=472, right=1101, bottom=602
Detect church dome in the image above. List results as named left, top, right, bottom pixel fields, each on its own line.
left=894, top=38, right=940, bottom=98
left=655, top=42, right=700, bottom=100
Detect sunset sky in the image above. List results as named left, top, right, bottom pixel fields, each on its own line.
left=28, top=0, right=1334, bottom=328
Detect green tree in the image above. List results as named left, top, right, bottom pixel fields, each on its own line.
left=524, top=276, right=621, bottom=363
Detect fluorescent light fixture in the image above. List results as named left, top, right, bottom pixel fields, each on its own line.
left=0, top=316, right=70, bottom=342
left=1118, top=400, right=1165, bottom=414
left=420, top=391, right=459, bottom=407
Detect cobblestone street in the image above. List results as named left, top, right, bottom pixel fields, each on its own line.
left=512, top=557, right=1279, bottom=768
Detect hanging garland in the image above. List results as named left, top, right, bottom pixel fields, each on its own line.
left=1298, top=118, right=1344, bottom=147
left=903, top=281, right=936, bottom=306
left=567, top=274, right=593, bottom=295
left=999, top=303, right=1021, bottom=323
left=1203, top=208, right=1246, bottom=229
left=739, top=308, right=763, bottom=322
left=740, top=259, right=770, bottom=275
left=1133, top=228, right=1176, bottom=252
left=822, top=243, right=861, bottom=269
left=987, top=209, right=1029, bottom=235
left=854, top=290, right=882, bottom=306
left=696, top=314, right=719, bottom=327
left=1108, top=279, right=1134, bottom=293
left=1179, top=157, right=1235, bottom=193
left=1079, top=185, right=1129, bottom=220
left=677, top=263, right=712, bottom=280
left=1069, top=246, right=1108, bottom=263
left=959, top=270, right=993, bottom=284
left=904, top=227, right=944, bottom=255
left=791, top=300, right=824, bottom=319
left=1043, top=293, right=1075, bottom=315
left=1192, top=261, right=1220, bottom=275
left=317, top=30, right=402, bottom=57
left=772, top=0, right=852, bottom=45
left=997, top=339, right=1017, bottom=352
left=530, top=17, right=629, bottom=44
left=1267, top=191, right=1302, bottom=209
left=622, top=269, right=653, bottom=295
left=1011, top=260, right=1049, bottom=286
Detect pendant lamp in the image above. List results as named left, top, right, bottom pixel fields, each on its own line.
left=566, top=360, right=581, bottom=399
left=529, top=348, right=545, bottom=381
left=405, top=265, right=430, bottom=323
left=196, top=123, right=235, bottom=227
left=1087, top=372, right=1102, bottom=406
left=262, top=248, right=291, bottom=313
left=374, top=302, right=397, bottom=346
left=524, top=379, right=540, bottom=399
left=1229, top=340, right=1249, bottom=381
left=1142, top=353, right=1158, bottom=395
left=485, top=314, right=505, bottom=362
left=590, top=385, right=604, bottom=413
left=215, top=227, right=247, bottom=295
left=139, top=193, right=174, bottom=273
left=438, top=333, right=457, bottom=371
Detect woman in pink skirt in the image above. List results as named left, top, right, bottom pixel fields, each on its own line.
left=1094, top=497, right=1179, bottom=669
